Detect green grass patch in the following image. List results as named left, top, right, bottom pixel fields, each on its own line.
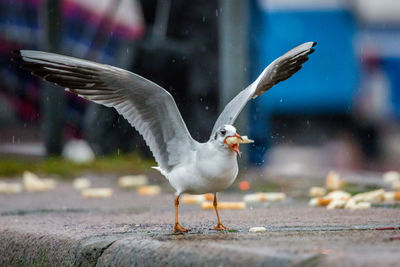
left=341, top=182, right=381, bottom=195
left=0, top=153, right=154, bottom=178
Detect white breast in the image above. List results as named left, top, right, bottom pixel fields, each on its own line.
left=166, top=142, right=238, bottom=194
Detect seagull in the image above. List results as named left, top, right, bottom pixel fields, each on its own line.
left=13, top=41, right=316, bottom=232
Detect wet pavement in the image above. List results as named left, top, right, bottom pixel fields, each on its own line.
left=0, top=177, right=399, bottom=266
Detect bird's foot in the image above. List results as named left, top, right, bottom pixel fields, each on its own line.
left=211, top=223, right=229, bottom=231
left=173, top=223, right=189, bottom=233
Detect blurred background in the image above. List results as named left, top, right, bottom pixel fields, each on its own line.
left=1, top=0, right=400, bottom=177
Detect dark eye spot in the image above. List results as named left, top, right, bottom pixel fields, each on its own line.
left=220, top=130, right=226, bottom=136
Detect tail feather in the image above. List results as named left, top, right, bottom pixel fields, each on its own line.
left=151, top=166, right=167, bottom=177
left=151, top=166, right=162, bottom=172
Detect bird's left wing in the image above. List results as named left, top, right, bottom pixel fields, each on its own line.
left=210, top=42, right=316, bottom=138
left=13, top=50, right=197, bottom=172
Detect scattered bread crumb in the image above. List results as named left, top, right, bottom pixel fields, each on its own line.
left=0, top=182, right=22, bottom=194
left=391, top=180, right=400, bottom=190
left=137, top=185, right=161, bottom=196
left=326, top=190, right=351, bottom=201
left=181, top=194, right=214, bottom=204
left=204, top=193, right=214, bottom=201
left=326, top=171, right=345, bottom=190
left=23, top=171, right=56, bottom=192
left=344, top=198, right=371, bottom=210
left=309, top=197, right=332, bottom=206
left=249, top=227, right=266, bottom=233
left=383, top=171, right=400, bottom=184
left=327, top=199, right=347, bottom=210
left=352, top=189, right=384, bottom=204
left=118, top=175, right=148, bottom=189
left=349, top=201, right=371, bottom=210
left=82, top=188, right=113, bottom=198
left=244, top=192, right=286, bottom=203
left=383, top=192, right=400, bottom=202
left=72, top=177, right=91, bottom=190
left=201, top=201, right=246, bottom=210
left=309, top=187, right=326, bottom=197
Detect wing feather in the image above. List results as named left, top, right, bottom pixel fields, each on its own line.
left=210, top=42, right=316, bottom=137
left=13, top=50, right=197, bottom=172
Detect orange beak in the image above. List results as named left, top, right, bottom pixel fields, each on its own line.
left=224, top=133, right=243, bottom=157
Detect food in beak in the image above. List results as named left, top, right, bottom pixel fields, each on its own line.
left=225, top=135, right=254, bottom=145
left=224, top=134, right=254, bottom=156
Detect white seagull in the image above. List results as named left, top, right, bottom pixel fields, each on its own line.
left=13, top=41, right=316, bottom=232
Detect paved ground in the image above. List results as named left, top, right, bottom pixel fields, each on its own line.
left=0, top=176, right=399, bottom=266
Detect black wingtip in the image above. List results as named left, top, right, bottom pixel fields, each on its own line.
left=12, top=50, right=21, bottom=56
left=10, top=50, right=27, bottom=69
left=312, top=42, right=317, bottom=47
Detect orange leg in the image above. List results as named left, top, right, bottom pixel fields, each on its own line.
left=211, top=193, right=229, bottom=231
left=173, top=195, right=189, bottom=233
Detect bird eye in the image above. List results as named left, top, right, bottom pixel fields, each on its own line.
left=220, top=130, right=226, bottom=136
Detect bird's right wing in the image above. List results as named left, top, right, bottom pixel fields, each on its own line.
left=210, top=42, right=316, bottom=137
left=13, top=50, right=197, bottom=172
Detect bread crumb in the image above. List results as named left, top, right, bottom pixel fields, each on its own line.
left=181, top=194, right=214, bottom=204
left=137, top=185, right=161, bottom=196
left=0, top=182, right=22, bottom=194
left=352, top=189, right=384, bottom=204
left=82, top=188, right=113, bottom=198
left=202, top=201, right=246, bottom=210
left=118, top=175, right=148, bottom=189
left=23, top=171, right=56, bottom=192
left=327, top=199, right=347, bottom=210
left=309, top=197, right=332, bottom=206
left=249, top=227, right=266, bottom=233
left=72, top=177, right=91, bottom=190
left=326, top=171, right=345, bottom=190
left=383, top=171, right=400, bottom=184
left=244, top=192, right=286, bottom=203
left=309, top=187, right=326, bottom=197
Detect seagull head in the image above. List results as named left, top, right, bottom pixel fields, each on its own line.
left=213, top=125, right=253, bottom=157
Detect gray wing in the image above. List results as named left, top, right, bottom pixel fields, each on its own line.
left=13, top=50, right=197, bottom=172
left=210, top=42, right=316, bottom=137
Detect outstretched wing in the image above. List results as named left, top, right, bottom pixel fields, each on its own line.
left=210, top=42, right=316, bottom=138
left=13, top=50, right=197, bottom=172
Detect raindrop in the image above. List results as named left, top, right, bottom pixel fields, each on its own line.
left=12, top=136, right=15, bottom=144
left=279, top=99, right=283, bottom=103
left=205, top=106, right=209, bottom=110
left=215, top=9, right=219, bottom=17
left=202, top=16, right=205, bottom=22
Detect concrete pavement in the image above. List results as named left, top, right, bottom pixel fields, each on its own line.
left=0, top=177, right=399, bottom=266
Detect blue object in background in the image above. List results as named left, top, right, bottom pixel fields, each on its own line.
left=383, top=57, right=400, bottom=119
left=248, top=0, right=359, bottom=165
